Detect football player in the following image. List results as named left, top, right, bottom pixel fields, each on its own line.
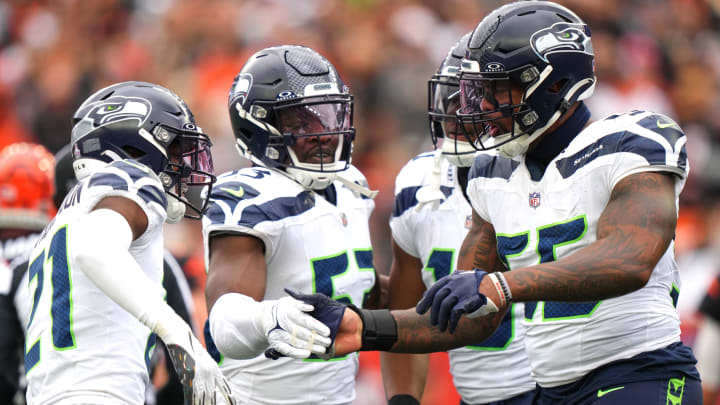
left=202, top=45, right=383, bottom=404
left=380, top=33, right=536, bottom=405
left=55, top=143, right=199, bottom=405
left=0, top=143, right=56, bottom=404
left=23, top=81, right=235, bottom=404
left=285, top=2, right=702, bottom=404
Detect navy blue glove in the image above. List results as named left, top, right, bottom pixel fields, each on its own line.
left=416, top=269, right=490, bottom=333
left=265, top=288, right=347, bottom=360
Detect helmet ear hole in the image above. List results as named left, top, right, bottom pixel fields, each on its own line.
left=549, top=79, right=568, bottom=94
left=122, top=145, right=146, bottom=159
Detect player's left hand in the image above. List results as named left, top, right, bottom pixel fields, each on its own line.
left=415, top=269, right=498, bottom=333
left=162, top=322, right=236, bottom=404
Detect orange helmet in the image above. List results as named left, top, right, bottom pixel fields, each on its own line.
left=0, top=143, right=57, bottom=230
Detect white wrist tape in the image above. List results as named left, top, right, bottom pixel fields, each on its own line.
left=69, top=208, right=185, bottom=338
left=208, top=293, right=272, bottom=359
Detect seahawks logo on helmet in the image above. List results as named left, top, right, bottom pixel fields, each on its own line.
left=230, top=73, right=253, bottom=105
left=530, top=22, right=593, bottom=63
left=85, top=97, right=152, bottom=127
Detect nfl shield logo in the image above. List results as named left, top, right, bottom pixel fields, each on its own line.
left=529, top=192, right=541, bottom=208
left=464, top=215, right=472, bottom=229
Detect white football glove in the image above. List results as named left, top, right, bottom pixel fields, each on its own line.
left=158, top=316, right=235, bottom=405
left=262, top=296, right=332, bottom=359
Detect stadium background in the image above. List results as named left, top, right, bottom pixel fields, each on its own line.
left=2, top=0, right=720, bottom=403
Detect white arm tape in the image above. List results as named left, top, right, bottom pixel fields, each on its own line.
left=69, top=208, right=183, bottom=338
left=209, top=293, right=274, bottom=359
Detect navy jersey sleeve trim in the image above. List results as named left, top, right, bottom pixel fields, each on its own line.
left=239, top=191, right=315, bottom=227
left=205, top=190, right=316, bottom=228
left=88, top=172, right=129, bottom=191
left=636, top=115, right=684, bottom=150
left=468, top=154, right=520, bottom=181
left=138, top=185, right=167, bottom=208
left=556, top=130, right=685, bottom=179
left=391, top=185, right=453, bottom=217
left=392, top=186, right=421, bottom=218
left=113, top=160, right=153, bottom=182
left=88, top=171, right=167, bottom=208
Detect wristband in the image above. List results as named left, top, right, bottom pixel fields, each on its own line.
left=347, top=305, right=398, bottom=351
left=487, top=273, right=506, bottom=308
left=495, top=272, right=512, bottom=303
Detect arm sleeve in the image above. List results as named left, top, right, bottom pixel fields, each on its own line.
left=207, top=292, right=273, bottom=359
left=69, top=208, right=186, bottom=340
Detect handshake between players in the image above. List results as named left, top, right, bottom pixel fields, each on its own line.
left=268, top=268, right=497, bottom=360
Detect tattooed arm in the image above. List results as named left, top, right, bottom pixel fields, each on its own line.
left=457, top=209, right=506, bottom=272
left=482, top=171, right=677, bottom=303
left=332, top=209, right=507, bottom=355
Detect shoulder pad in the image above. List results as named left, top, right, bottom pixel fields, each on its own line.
left=87, top=159, right=167, bottom=208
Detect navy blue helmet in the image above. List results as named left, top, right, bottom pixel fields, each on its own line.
left=457, top=1, right=596, bottom=157
left=228, top=45, right=355, bottom=190
left=428, top=32, right=474, bottom=167
left=70, top=81, right=215, bottom=219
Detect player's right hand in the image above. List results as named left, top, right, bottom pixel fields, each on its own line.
left=265, top=288, right=348, bottom=360
left=161, top=323, right=236, bottom=405
left=262, top=294, right=333, bottom=359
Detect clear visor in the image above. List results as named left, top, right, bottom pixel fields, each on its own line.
left=458, top=77, right=514, bottom=115
left=456, top=74, right=529, bottom=151
left=276, top=101, right=352, bottom=167
left=276, top=102, right=351, bottom=135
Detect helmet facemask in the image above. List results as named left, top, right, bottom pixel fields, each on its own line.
left=457, top=64, right=549, bottom=158
left=159, top=127, right=215, bottom=220
left=249, top=94, right=355, bottom=190
left=428, top=72, right=477, bottom=167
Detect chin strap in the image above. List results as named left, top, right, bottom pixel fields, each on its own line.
left=335, top=175, right=378, bottom=199
left=165, top=194, right=186, bottom=223
left=415, top=150, right=446, bottom=211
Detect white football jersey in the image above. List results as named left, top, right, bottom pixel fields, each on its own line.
left=467, top=110, right=688, bottom=387
left=390, top=152, right=535, bottom=403
left=25, top=160, right=167, bottom=405
left=202, top=165, right=376, bottom=405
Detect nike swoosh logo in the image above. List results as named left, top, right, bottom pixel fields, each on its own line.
left=656, top=119, right=675, bottom=129
left=220, top=187, right=245, bottom=198
left=597, top=386, right=624, bottom=397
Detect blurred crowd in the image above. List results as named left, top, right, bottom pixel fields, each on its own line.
left=2, top=0, right=720, bottom=402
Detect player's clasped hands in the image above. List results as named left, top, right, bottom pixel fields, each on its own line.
left=265, top=288, right=348, bottom=360
left=263, top=294, right=334, bottom=359
left=416, top=269, right=498, bottom=333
